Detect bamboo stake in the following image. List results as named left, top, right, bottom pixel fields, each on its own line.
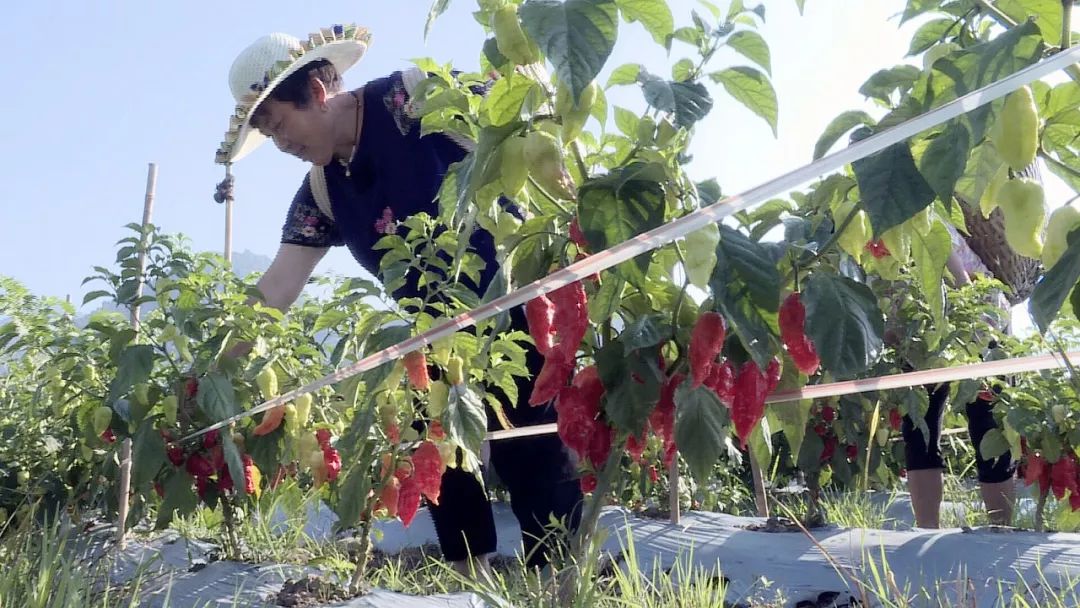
left=750, top=454, right=769, bottom=518
left=223, top=164, right=234, bottom=262
left=668, top=460, right=681, bottom=525
left=117, top=162, right=158, bottom=548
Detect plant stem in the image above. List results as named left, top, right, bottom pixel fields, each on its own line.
left=781, top=200, right=863, bottom=286
left=1062, top=0, right=1073, bottom=52
left=1039, top=147, right=1080, bottom=181
left=527, top=177, right=572, bottom=216
left=348, top=505, right=376, bottom=593
left=571, top=433, right=626, bottom=561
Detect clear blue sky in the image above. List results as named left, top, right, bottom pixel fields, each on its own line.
left=0, top=1, right=1070, bottom=307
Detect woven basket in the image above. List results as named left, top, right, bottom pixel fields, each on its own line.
left=955, top=163, right=1043, bottom=305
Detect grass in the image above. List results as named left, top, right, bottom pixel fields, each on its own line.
left=6, top=479, right=1080, bottom=607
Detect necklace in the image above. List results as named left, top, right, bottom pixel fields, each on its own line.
left=339, top=89, right=363, bottom=177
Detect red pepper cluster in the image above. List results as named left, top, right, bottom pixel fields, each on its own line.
left=689, top=312, right=726, bottom=388
left=779, top=293, right=821, bottom=375
left=412, top=440, right=446, bottom=506
left=317, top=430, right=341, bottom=483
left=731, top=358, right=780, bottom=448
left=555, top=366, right=613, bottom=480
left=403, top=350, right=430, bottom=390
left=864, top=239, right=890, bottom=259
left=649, top=372, right=682, bottom=468
left=528, top=281, right=589, bottom=405
left=1022, top=442, right=1080, bottom=510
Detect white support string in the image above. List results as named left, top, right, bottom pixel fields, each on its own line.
left=180, top=45, right=1080, bottom=444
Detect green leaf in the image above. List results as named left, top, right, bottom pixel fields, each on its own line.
left=918, top=121, right=971, bottom=204
left=955, top=142, right=1005, bottom=206
left=710, top=66, right=778, bottom=135
left=82, top=290, right=112, bottom=306
left=520, top=0, right=619, bottom=101
left=936, top=21, right=1043, bottom=93
left=794, top=0, right=805, bottom=15
left=155, top=471, right=198, bottom=530
left=710, top=246, right=774, bottom=369
left=614, top=0, right=674, bottom=45
left=911, top=222, right=952, bottom=349
left=674, top=381, right=729, bottom=484
left=813, top=111, right=875, bottom=160
left=604, top=348, right=663, bottom=433
left=908, top=18, right=957, bottom=56
left=445, top=386, right=488, bottom=456
left=768, top=355, right=812, bottom=457
left=196, top=372, right=238, bottom=422
left=333, top=464, right=373, bottom=532
left=619, top=315, right=670, bottom=353
left=221, top=434, right=247, bottom=494
left=726, top=30, right=771, bottom=74
left=859, top=65, right=921, bottom=105
left=484, top=71, right=537, bottom=126
left=614, top=106, right=640, bottom=136
left=1030, top=232, right=1080, bottom=332
left=606, top=62, right=642, bottom=87
left=995, top=0, right=1063, bottom=46
left=803, top=274, right=884, bottom=379
left=979, top=428, right=1011, bottom=460
left=640, top=76, right=714, bottom=128
left=717, top=226, right=780, bottom=311
left=1072, top=283, right=1080, bottom=324
left=132, top=418, right=166, bottom=488
left=672, top=58, right=695, bottom=82
left=852, top=142, right=937, bottom=236
left=424, top=0, right=452, bottom=39
left=108, top=344, right=155, bottom=404
left=578, top=166, right=667, bottom=277
left=588, top=275, right=624, bottom=323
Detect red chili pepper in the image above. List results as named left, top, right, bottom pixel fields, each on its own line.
left=397, top=474, right=422, bottom=527
left=526, top=295, right=557, bottom=356
left=821, top=406, right=836, bottom=423
left=765, top=357, right=781, bottom=393
left=203, top=429, right=220, bottom=450
left=166, top=444, right=185, bottom=467
left=865, top=239, right=890, bottom=259
left=650, top=373, right=682, bottom=465
left=412, top=441, right=446, bottom=505
left=779, top=293, right=821, bottom=375
left=569, top=217, right=588, bottom=250
left=529, top=352, right=575, bottom=406
left=101, top=428, right=116, bottom=444
left=195, top=476, right=216, bottom=500
left=821, top=436, right=837, bottom=462
left=731, top=361, right=770, bottom=449
left=704, top=361, right=735, bottom=407
left=1024, top=452, right=1050, bottom=496
left=242, top=455, right=258, bottom=495
left=185, top=453, right=215, bottom=479
left=846, top=444, right=859, bottom=462
left=813, top=423, right=828, bottom=437
left=1050, top=453, right=1078, bottom=500
left=403, top=351, right=431, bottom=391
left=889, top=408, right=902, bottom=432
left=648, top=465, right=659, bottom=484
left=316, top=429, right=333, bottom=448
left=580, top=473, right=598, bottom=494
left=185, top=377, right=199, bottom=399
left=322, top=445, right=342, bottom=483
left=549, top=281, right=589, bottom=361
left=689, top=312, right=726, bottom=388
left=587, top=423, right=615, bottom=469
left=428, top=420, right=446, bottom=441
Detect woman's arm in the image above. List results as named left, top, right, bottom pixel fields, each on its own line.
left=256, top=243, right=329, bottom=311
left=227, top=244, right=328, bottom=359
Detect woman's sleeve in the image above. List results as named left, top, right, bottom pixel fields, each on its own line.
left=280, top=175, right=345, bottom=248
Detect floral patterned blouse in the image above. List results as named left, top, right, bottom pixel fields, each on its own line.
left=279, top=70, right=499, bottom=301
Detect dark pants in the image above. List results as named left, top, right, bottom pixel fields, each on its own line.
left=427, top=306, right=583, bottom=569
left=902, top=383, right=1014, bottom=483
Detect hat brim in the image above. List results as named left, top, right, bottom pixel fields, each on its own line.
left=218, top=31, right=369, bottom=164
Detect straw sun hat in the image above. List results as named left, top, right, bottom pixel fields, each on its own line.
left=215, top=24, right=371, bottom=165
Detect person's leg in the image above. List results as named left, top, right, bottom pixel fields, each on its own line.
left=902, top=383, right=948, bottom=528
left=491, top=435, right=583, bottom=570
left=426, top=454, right=497, bottom=575
left=966, top=391, right=1015, bottom=525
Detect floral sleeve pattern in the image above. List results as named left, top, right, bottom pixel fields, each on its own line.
left=280, top=176, right=344, bottom=248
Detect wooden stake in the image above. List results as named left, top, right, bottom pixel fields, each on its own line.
left=668, top=459, right=681, bottom=525
left=223, top=164, right=233, bottom=262
left=117, top=162, right=158, bottom=548
left=750, top=453, right=769, bottom=518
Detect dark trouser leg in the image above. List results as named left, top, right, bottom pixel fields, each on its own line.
left=966, top=393, right=1015, bottom=524
left=427, top=463, right=497, bottom=562
left=902, top=384, right=948, bottom=528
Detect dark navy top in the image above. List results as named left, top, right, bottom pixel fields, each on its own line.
left=280, top=70, right=499, bottom=301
